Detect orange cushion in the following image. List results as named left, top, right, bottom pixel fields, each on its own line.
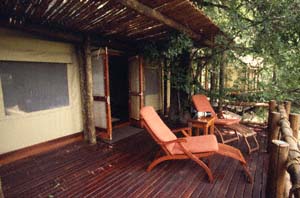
left=192, top=94, right=217, bottom=118
left=215, top=118, right=240, bottom=126
left=140, top=106, right=177, bottom=152
left=170, top=135, right=219, bottom=155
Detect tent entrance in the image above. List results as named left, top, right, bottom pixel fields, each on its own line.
left=109, top=55, right=129, bottom=127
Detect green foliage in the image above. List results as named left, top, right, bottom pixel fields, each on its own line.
left=139, top=32, right=193, bottom=94
left=194, top=0, right=300, bottom=103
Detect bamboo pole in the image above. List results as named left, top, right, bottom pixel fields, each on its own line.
left=267, top=112, right=281, bottom=152
left=266, top=140, right=289, bottom=198
left=83, top=36, right=96, bottom=144
left=289, top=113, right=300, bottom=140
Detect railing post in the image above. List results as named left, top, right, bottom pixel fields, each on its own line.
left=284, top=101, right=292, bottom=116
left=268, top=112, right=281, bottom=152
left=0, top=177, right=4, bottom=198
left=289, top=113, right=300, bottom=140
left=268, top=100, right=277, bottom=134
left=266, top=140, right=289, bottom=198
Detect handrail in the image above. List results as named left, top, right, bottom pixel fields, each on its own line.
left=266, top=102, right=300, bottom=198
left=278, top=105, right=300, bottom=197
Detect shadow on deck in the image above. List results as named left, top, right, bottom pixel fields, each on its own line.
left=0, top=126, right=269, bottom=198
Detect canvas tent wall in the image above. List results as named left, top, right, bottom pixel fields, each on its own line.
left=0, top=28, right=83, bottom=154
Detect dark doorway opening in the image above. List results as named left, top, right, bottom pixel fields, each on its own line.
left=109, top=55, right=129, bottom=126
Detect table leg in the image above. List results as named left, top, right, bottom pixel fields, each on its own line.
left=211, top=124, right=214, bottom=134
left=196, top=128, right=200, bottom=136
left=204, top=126, right=208, bottom=135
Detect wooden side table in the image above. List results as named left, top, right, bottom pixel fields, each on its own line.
left=188, top=117, right=215, bottom=136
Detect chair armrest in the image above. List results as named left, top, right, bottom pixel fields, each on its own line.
left=161, top=138, right=187, bottom=145
left=218, top=111, right=225, bottom=119
left=171, top=127, right=191, bottom=137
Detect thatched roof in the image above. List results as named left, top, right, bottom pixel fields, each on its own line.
left=0, top=0, right=220, bottom=47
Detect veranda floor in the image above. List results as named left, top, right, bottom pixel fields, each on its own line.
left=0, top=126, right=268, bottom=198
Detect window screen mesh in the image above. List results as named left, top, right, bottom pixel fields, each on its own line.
left=145, top=68, right=159, bottom=95
left=0, top=61, right=69, bottom=115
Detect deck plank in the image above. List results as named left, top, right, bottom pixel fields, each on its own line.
left=0, top=127, right=269, bottom=198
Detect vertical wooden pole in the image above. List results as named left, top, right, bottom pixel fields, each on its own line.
left=268, top=100, right=277, bottom=132
left=284, top=101, right=292, bottom=116
left=218, top=52, right=226, bottom=112
left=103, top=47, right=112, bottom=139
left=139, top=55, right=144, bottom=110
left=0, top=177, right=4, bottom=198
left=76, top=46, right=89, bottom=141
left=289, top=113, right=300, bottom=140
left=84, top=36, right=96, bottom=144
left=268, top=112, right=281, bottom=152
left=266, top=140, right=289, bottom=198
left=205, top=64, right=209, bottom=90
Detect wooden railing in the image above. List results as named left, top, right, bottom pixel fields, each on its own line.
left=266, top=100, right=300, bottom=198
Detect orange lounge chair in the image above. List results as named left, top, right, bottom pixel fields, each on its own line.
left=140, top=106, right=252, bottom=183
left=192, top=94, right=259, bottom=154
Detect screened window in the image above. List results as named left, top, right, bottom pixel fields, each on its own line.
left=145, top=67, right=159, bottom=95
left=0, top=61, right=69, bottom=116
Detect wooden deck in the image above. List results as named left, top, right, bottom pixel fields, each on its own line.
left=0, top=127, right=269, bottom=198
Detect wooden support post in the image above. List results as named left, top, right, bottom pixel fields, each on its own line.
left=0, top=177, right=4, bottom=198
left=205, top=64, right=209, bottom=90
left=266, top=140, right=289, bottom=198
left=278, top=106, right=300, bottom=198
left=289, top=113, right=300, bottom=140
left=83, top=36, right=96, bottom=144
left=268, top=112, right=281, bottom=152
left=284, top=101, right=292, bottom=116
left=76, top=47, right=89, bottom=141
left=268, top=100, right=277, bottom=132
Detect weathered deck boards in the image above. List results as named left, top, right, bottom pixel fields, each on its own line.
left=0, top=127, right=268, bottom=198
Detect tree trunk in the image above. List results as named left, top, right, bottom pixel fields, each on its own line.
left=218, top=52, right=226, bottom=112
left=83, top=36, right=96, bottom=144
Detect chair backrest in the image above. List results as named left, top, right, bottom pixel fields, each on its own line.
left=192, top=94, right=217, bottom=118
left=140, top=106, right=177, bottom=153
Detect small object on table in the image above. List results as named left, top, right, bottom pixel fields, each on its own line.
left=188, top=117, right=215, bottom=136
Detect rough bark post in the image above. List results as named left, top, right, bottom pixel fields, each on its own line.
left=284, top=101, right=292, bottom=116
left=205, top=64, right=209, bottom=90
left=0, top=177, right=4, bottom=198
left=278, top=105, right=300, bottom=198
left=289, top=113, right=300, bottom=140
left=218, top=52, right=226, bottom=112
left=266, top=140, right=289, bottom=198
left=267, top=112, right=281, bottom=152
left=76, top=46, right=89, bottom=141
left=268, top=100, right=277, bottom=132
left=83, top=36, right=96, bottom=144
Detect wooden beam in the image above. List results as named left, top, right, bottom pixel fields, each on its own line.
left=0, top=18, right=136, bottom=52
left=118, top=0, right=202, bottom=41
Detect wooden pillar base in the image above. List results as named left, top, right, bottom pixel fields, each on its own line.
left=266, top=140, right=289, bottom=198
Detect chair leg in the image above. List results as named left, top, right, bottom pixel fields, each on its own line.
left=190, top=157, right=214, bottom=183
left=147, top=156, right=172, bottom=172
left=217, top=143, right=253, bottom=183
left=215, top=127, right=239, bottom=144
left=244, top=135, right=260, bottom=154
